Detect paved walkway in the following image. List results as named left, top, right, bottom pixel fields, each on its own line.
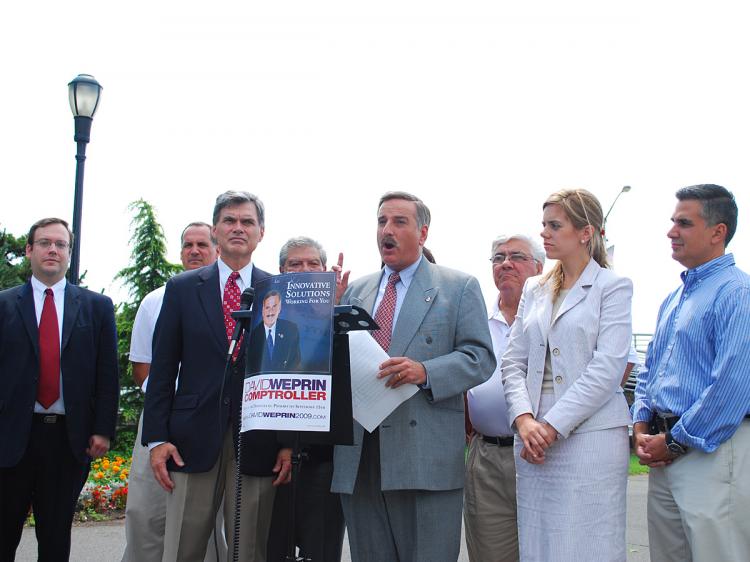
left=17, top=475, right=651, bottom=561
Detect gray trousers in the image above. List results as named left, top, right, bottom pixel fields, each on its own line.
left=648, top=420, right=750, bottom=562
left=340, top=429, right=462, bottom=562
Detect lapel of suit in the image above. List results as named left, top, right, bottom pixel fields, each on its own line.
left=62, top=282, right=81, bottom=350
left=550, top=259, right=600, bottom=328
left=17, top=281, right=39, bottom=357
left=250, top=265, right=270, bottom=288
left=197, top=263, right=228, bottom=352
left=348, top=273, right=381, bottom=324
left=535, top=283, right=554, bottom=344
left=389, top=259, right=437, bottom=357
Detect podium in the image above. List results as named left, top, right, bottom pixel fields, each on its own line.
left=232, top=304, right=376, bottom=561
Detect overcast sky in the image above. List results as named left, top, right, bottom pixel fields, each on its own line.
left=1, top=1, right=748, bottom=333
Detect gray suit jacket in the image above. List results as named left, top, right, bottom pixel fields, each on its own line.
left=332, top=258, right=495, bottom=493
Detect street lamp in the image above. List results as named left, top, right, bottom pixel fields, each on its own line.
left=67, top=74, right=102, bottom=285
left=603, top=185, right=631, bottom=242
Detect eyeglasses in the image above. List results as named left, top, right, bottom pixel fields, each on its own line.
left=33, top=239, right=70, bottom=251
left=490, top=252, right=531, bottom=265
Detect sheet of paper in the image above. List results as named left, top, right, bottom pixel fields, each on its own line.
left=348, top=330, right=418, bottom=432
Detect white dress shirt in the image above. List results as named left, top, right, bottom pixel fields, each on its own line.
left=372, top=256, right=422, bottom=332
left=31, top=275, right=66, bottom=414
left=265, top=323, right=277, bottom=344
left=467, top=298, right=513, bottom=437
left=217, top=258, right=255, bottom=298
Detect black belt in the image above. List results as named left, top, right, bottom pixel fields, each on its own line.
left=33, top=414, right=65, bottom=424
left=481, top=434, right=514, bottom=447
left=650, top=413, right=679, bottom=434
left=651, top=412, right=750, bottom=434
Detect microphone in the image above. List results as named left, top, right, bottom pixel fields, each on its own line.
left=228, top=287, right=255, bottom=358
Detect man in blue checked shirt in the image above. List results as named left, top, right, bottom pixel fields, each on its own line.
left=632, top=184, right=750, bottom=562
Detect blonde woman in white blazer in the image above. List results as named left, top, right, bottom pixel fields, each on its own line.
left=502, top=189, right=632, bottom=562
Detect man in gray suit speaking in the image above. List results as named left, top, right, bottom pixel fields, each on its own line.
left=332, top=192, right=496, bottom=561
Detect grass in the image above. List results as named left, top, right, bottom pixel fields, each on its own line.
left=629, top=453, right=650, bottom=475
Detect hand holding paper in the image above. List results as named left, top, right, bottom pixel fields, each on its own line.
left=348, top=331, right=418, bottom=432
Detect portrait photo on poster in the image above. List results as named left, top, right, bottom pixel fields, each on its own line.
left=242, top=272, right=335, bottom=432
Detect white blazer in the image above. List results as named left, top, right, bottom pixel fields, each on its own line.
left=502, top=259, right=633, bottom=438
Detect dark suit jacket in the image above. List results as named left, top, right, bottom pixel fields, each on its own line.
left=247, top=318, right=302, bottom=374
left=0, top=281, right=119, bottom=467
left=142, top=262, right=282, bottom=475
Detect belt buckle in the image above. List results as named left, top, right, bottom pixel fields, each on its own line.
left=655, top=412, right=677, bottom=433
left=42, top=415, right=57, bottom=424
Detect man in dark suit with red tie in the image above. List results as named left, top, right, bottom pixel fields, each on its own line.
left=0, top=217, right=119, bottom=561
left=143, top=191, right=292, bottom=562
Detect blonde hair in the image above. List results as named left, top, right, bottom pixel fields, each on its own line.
left=540, top=188, right=608, bottom=296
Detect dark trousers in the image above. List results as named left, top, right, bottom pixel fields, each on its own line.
left=266, top=458, right=345, bottom=562
left=0, top=416, right=89, bottom=562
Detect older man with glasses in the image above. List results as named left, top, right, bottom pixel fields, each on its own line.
left=463, top=234, right=545, bottom=562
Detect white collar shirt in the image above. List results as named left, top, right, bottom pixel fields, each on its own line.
left=30, top=275, right=66, bottom=414
left=217, top=258, right=254, bottom=298
left=466, top=297, right=513, bottom=437
left=265, top=323, right=277, bottom=344
left=372, top=255, right=422, bottom=333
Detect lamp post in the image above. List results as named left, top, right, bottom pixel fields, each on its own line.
left=602, top=185, right=631, bottom=244
left=67, top=74, right=102, bottom=285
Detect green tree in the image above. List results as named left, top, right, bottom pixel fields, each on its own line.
left=114, top=200, right=181, bottom=451
left=0, top=227, right=30, bottom=290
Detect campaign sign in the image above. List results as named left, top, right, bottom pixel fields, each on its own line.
left=241, top=373, right=332, bottom=431
left=241, top=271, right=335, bottom=432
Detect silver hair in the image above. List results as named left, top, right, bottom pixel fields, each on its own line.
left=491, top=234, right=546, bottom=265
left=378, top=191, right=431, bottom=229
left=279, top=236, right=327, bottom=269
left=212, top=191, right=265, bottom=228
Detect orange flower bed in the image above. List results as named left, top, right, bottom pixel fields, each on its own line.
left=77, top=453, right=131, bottom=517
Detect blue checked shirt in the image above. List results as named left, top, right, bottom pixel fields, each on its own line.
left=632, top=253, right=750, bottom=453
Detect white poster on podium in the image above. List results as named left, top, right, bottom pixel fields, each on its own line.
left=241, top=373, right=332, bottom=431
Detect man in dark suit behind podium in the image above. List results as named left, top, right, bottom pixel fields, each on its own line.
left=247, top=290, right=301, bottom=374
left=0, top=217, right=119, bottom=561
left=143, top=191, right=291, bottom=562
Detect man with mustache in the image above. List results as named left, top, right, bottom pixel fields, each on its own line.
left=332, top=192, right=495, bottom=561
left=0, top=217, right=118, bottom=561
left=632, top=184, right=750, bottom=562
left=143, top=191, right=291, bottom=562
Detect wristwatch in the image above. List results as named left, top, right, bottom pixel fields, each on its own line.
left=665, top=430, right=688, bottom=457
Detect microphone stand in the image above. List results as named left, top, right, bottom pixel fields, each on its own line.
left=229, top=308, right=254, bottom=562
left=212, top=286, right=254, bottom=562
left=285, top=433, right=307, bottom=561
left=282, top=304, right=375, bottom=562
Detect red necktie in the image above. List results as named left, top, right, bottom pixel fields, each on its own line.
left=373, top=272, right=400, bottom=352
left=37, top=288, right=60, bottom=408
left=223, top=271, right=242, bottom=342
